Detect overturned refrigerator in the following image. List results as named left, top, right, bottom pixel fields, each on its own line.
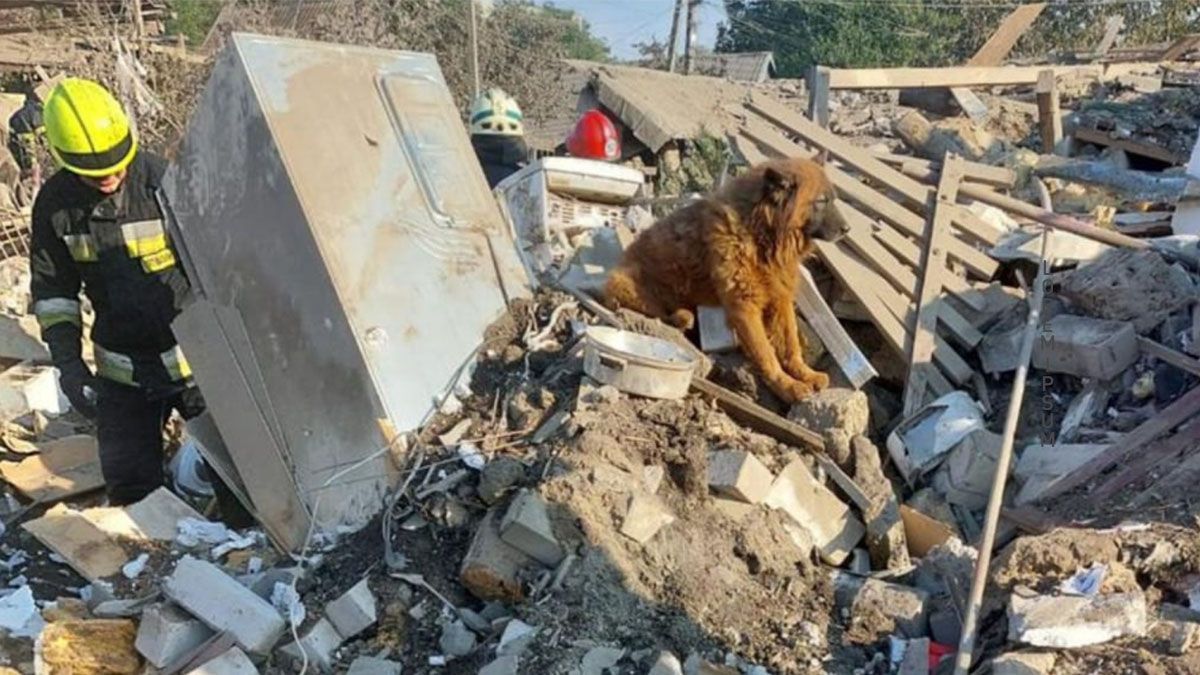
left=160, top=34, right=528, bottom=550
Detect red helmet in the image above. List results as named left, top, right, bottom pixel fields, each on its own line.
left=566, top=109, right=621, bottom=161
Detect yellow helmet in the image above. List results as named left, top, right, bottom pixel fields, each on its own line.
left=469, top=88, right=524, bottom=136
left=43, top=78, right=137, bottom=177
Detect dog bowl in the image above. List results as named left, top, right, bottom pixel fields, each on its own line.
left=582, top=326, right=698, bottom=400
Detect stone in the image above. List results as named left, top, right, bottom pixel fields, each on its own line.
left=38, top=619, right=140, bottom=675
left=136, top=603, right=216, bottom=668
left=277, top=617, right=343, bottom=671
left=648, top=651, right=684, bottom=675
left=186, top=646, right=259, bottom=675
left=1007, top=590, right=1148, bottom=648
left=479, top=655, right=519, bottom=675
left=164, top=556, right=286, bottom=655
left=438, top=619, right=477, bottom=657
left=932, top=428, right=1005, bottom=509
left=787, top=387, right=869, bottom=437
left=499, top=489, right=564, bottom=566
left=478, top=457, right=526, bottom=505
left=325, top=578, right=376, bottom=639
left=620, top=493, right=675, bottom=544
left=497, top=619, right=537, bottom=657
left=1032, top=315, right=1139, bottom=380
left=642, top=465, right=665, bottom=493
left=706, top=449, right=773, bottom=504
left=461, top=510, right=534, bottom=602
left=765, top=459, right=864, bottom=566
left=853, top=436, right=910, bottom=571
left=580, top=646, right=625, bottom=674
left=1056, top=249, right=1197, bottom=333
left=990, top=650, right=1057, bottom=675
left=834, top=573, right=929, bottom=643
left=1168, top=620, right=1200, bottom=655
left=41, top=597, right=89, bottom=623
left=345, top=656, right=403, bottom=675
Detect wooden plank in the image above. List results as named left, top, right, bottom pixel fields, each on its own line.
left=1072, top=126, right=1182, bottom=165
left=690, top=378, right=825, bottom=451
left=747, top=95, right=1006, bottom=248
left=1084, top=423, right=1196, bottom=504
left=1160, top=34, right=1200, bottom=62
left=814, top=454, right=873, bottom=512
left=23, top=504, right=128, bottom=582
left=868, top=219, right=987, bottom=308
left=1036, top=385, right=1200, bottom=502
left=0, top=435, right=102, bottom=503
left=740, top=116, right=1000, bottom=278
left=793, top=267, right=877, bottom=390
left=950, top=3, right=1047, bottom=119
left=1138, top=336, right=1200, bottom=376
left=1095, top=16, right=1125, bottom=56
left=825, top=64, right=1102, bottom=89
left=870, top=151, right=1016, bottom=188
left=807, top=65, right=831, bottom=128
left=1036, top=70, right=1062, bottom=154
left=874, top=281, right=975, bottom=387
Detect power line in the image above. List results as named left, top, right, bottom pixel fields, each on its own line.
left=732, top=0, right=1160, bottom=8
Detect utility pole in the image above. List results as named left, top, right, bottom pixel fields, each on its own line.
left=683, top=0, right=699, bottom=75
left=666, top=0, right=683, bottom=72
left=468, top=0, right=481, bottom=96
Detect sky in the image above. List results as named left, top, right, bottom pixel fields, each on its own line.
left=550, top=0, right=729, bottom=61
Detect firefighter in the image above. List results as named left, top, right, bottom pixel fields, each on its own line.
left=7, top=91, right=43, bottom=175
left=469, top=88, right=529, bottom=188
left=565, top=109, right=622, bottom=162
left=29, top=78, right=243, bottom=519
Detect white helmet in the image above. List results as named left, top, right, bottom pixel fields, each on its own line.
left=469, top=88, right=524, bottom=136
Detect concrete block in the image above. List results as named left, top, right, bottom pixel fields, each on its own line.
left=499, top=489, right=564, bottom=566
left=1033, top=315, right=1139, bottom=380
left=345, top=656, right=403, bottom=675
left=787, top=387, right=869, bottom=437
left=460, top=510, right=533, bottom=602
left=990, top=650, right=1057, bottom=675
left=185, top=646, right=258, bottom=675
left=1013, top=443, right=1108, bottom=505
left=325, top=578, right=376, bottom=640
left=932, top=428, right=1004, bottom=509
left=135, top=603, right=216, bottom=668
left=277, top=617, right=343, bottom=672
left=698, top=306, right=737, bottom=353
left=707, top=450, right=773, bottom=504
left=765, top=459, right=864, bottom=566
left=1057, top=249, right=1196, bottom=333
left=834, top=573, right=929, bottom=643
left=619, top=492, right=675, bottom=544
left=1008, top=590, right=1147, bottom=648
left=164, top=556, right=286, bottom=655
left=438, top=619, right=477, bottom=657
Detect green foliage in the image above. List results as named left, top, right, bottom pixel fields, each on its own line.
left=655, top=133, right=730, bottom=198
left=166, top=0, right=224, bottom=46
left=718, top=0, right=1200, bottom=75
left=542, top=3, right=611, bottom=61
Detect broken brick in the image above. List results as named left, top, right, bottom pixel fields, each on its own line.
left=136, top=603, right=216, bottom=668
left=1032, top=315, right=1139, bottom=380
left=325, top=578, right=376, bottom=640
left=460, top=510, right=533, bottom=602
left=499, top=489, right=564, bottom=566
left=765, top=459, right=864, bottom=566
left=164, top=556, right=286, bottom=655
left=707, top=449, right=774, bottom=504
left=619, top=492, right=676, bottom=544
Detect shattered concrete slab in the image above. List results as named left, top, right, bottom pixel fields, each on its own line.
left=1008, top=589, right=1148, bottom=648
left=1014, top=443, right=1109, bottom=505
left=1055, top=249, right=1197, bottom=333
left=185, top=646, right=259, bottom=675
left=707, top=449, right=774, bottom=504
left=765, top=459, right=864, bottom=565
left=164, top=556, right=286, bottom=654
left=990, top=650, right=1057, bottom=675
left=1032, top=315, right=1139, bottom=380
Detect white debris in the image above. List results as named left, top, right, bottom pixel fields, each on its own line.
left=497, top=619, right=538, bottom=657
left=8, top=575, right=27, bottom=587
left=247, top=557, right=263, bottom=575
left=176, top=518, right=236, bottom=547
left=1059, top=564, right=1107, bottom=597
left=457, top=442, right=486, bottom=471
left=0, top=586, right=44, bottom=638
left=211, top=531, right=258, bottom=560
left=1189, top=583, right=1200, bottom=610
left=122, top=553, right=151, bottom=580
left=0, top=550, right=28, bottom=572
left=270, top=582, right=306, bottom=627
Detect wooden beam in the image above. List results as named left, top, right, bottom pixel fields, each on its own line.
left=807, top=65, right=831, bottom=128
left=1035, top=70, right=1062, bottom=154
left=794, top=267, right=877, bottom=390
left=746, top=96, right=1006, bottom=247
left=1095, top=15, right=1125, bottom=56
left=1083, top=421, right=1197, bottom=505
left=905, top=156, right=965, bottom=416
left=1160, top=34, right=1200, bottom=62
left=950, top=3, right=1047, bottom=120
left=689, top=378, right=825, bottom=451
left=1036, top=385, right=1200, bottom=502
left=870, top=151, right=1016, bottom=188
left=1072, top=126, right=1183, bottom=165
left=825, top=65, right=1102, bottom=90
left=739, top=118, right=1000, bottom=279
left=1137, top=336, right=1200, bottom=377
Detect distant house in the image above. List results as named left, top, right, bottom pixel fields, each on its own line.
left=690, top=52, right=776, bottom=83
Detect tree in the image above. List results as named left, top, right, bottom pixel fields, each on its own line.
left=542, top=3, right=611, bottom=61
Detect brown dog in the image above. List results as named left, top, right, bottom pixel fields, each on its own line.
left=604, top=158, right=847, bottom=403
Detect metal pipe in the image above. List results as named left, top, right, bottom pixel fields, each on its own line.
left=953, top=187, right=1053, bottom=673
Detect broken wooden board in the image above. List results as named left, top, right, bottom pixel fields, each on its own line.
left=690, top=378, right=824, bottom=451
left=905, top=156, right=965, bottom=416
left=1160, top=34, right=1200, bottom=62
left=23, top=504, right=128, bottom=582
left=869, top=151, right=1016, bottom=189
left=1036, top=385, right=1200, bottom=502
left=899, top=504, right=955, bottom=558
left=1072, top=127, right=1183, bottom=165
left=1137, top=337, right=1200, bottom=377
left=0, top=435, right=102, bottom=502
left=1095, top=15, right=1125, bottom=56
left=1083, top=423, right=1196, bottom=505
left=794, top=267, right=877, bottom=390
left=1036, top=70, right=1062, bottom=154
left=746, top=95, right=1006, bottom=248
left=950, top=3, right=1047, bottom=121
left=825, top=64, right=1102, bottom=89
left=81, top=488, right=204, bottom=541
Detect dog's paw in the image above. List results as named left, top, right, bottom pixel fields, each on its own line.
left=804, top=371, right=830, bottom=391
left=771, top=376, right=814, bottom=404
left=668, top=309, right=696, bottom=331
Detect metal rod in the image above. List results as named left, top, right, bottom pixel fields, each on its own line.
left=953, top=193, right=1052, bottom=674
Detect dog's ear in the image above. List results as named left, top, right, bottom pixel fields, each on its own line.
left=762, top=167, right=797, bottom=206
